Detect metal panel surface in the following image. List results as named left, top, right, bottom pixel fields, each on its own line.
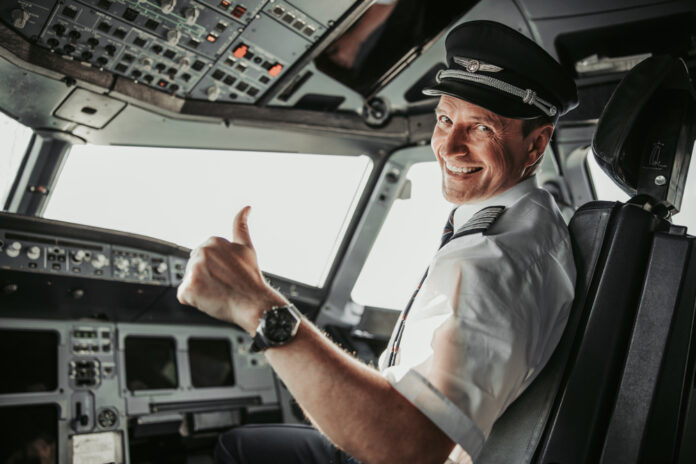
left=286, top=0, right=355, bottom=25
left=518, top=0, right=672, bottom=19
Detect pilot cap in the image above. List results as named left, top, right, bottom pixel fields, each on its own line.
left=423, top=20, right=578, bottom=122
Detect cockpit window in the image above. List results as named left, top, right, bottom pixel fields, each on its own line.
left=0, top=112, right=33, bottom=208
left=352, top=161, right=454, bottom=310
left=586, top=150, right=630, bottom=203
left=587, top=146, right=696, bottom=231
left=43, top=145, right=372, bottom=287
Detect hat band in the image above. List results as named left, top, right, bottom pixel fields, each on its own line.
left=430, top=69, right=558, bottom=117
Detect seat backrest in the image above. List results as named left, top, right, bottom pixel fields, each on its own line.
left=478, top=55, right=696, bottom=464
left=477, top=201, right=617, bottom=462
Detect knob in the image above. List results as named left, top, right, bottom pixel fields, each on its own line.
left=206, top=85, right=220, bottom=101
left=71, top=288, right=85, bottom=300
left=11, top=9, right=30, bottom=29
left=155, top=262, right=168, bottom=274
left=140, top=57, right=153, bottom=70
left=161, top=0, right=176, bottom=14
left=166, top=29, right=181, bottom=45
left=52, top=24, right=66, bottom=37
left=68, top=30, right=81, bottom=42
left=177, top=56, right=191, bottom=71
left=114, top=257, right=129, bottom=272
left=183, top=7, right=199, bottom=25
left=134, top=259, right=149, bottom=274
left=3, top=283, right=18, bottom=295
left=6, top=241, right=21, bottom=258
left=72, top=250, right=86, bottom=263
left=98, top=409, right=117, bottom=428
left=92, top=253, right=108, bottom=269
left=26, top=246, right=41, bottom=260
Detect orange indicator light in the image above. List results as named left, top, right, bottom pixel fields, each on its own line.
left=268, top=63, right=283, bottom=76
left=233, top=44, right=248, bottom=58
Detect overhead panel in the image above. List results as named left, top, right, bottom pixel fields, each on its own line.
left=0, top=0, right=357, bottom=104
left=190, top=11, right=310, bottom=103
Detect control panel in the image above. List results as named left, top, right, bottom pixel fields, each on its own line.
left=0, top=0, right=355, bottom=103
left=0, top=318, right=279, bottom=463
left=0, top=229, right=187, bottom=286
left=68, top=323, right=120, bottom=434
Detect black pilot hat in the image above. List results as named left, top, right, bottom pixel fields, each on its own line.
left=423, top=20, right=578, bottom=122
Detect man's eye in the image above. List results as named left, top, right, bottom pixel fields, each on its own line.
left=476, top=124, right=491, bottom=132
left=437, top=115, right=452, bottom=125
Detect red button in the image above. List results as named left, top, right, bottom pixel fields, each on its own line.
left=233, top=44, right=248, bottom=58
left=268, top=64, right=283, bottom=76
left=206, top=33, right=217, bottom=42
left=219, top=0, right=230, bottom=8
left=232, top=6, right=246, bottom=18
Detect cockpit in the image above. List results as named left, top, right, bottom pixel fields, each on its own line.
left=1, top=0, right=696, bottom=463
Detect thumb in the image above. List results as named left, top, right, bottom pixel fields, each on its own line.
left=233, top=206, right=254, bottom=248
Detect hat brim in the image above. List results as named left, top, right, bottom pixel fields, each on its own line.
left=423, top=80, right=545, bottom=120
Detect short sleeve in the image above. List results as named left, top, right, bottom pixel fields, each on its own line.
left=381, top=230, right=575, bottom=461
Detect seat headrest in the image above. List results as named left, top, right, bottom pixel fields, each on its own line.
left=592, top=56, right=696, bottom=215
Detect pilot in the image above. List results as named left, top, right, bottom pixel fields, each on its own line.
left=178, top=20, right=578, bottom=464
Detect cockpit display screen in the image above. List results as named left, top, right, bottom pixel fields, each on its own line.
left=0, top=330, right=58, bottom=394
left=125, top=337, right=178, bottom=391
left=188, top=338, right=235, bottom=388
left=0, top=404, right=58, bottom=464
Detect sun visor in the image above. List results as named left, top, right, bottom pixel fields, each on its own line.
left=592, top=55, right=696, bottom=214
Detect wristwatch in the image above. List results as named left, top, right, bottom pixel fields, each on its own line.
left=250, top=304, right=303, bottom=352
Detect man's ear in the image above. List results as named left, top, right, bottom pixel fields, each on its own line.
left=522, top=124, right=554, bottom=176
left=525, top=124, right=554, bottom=169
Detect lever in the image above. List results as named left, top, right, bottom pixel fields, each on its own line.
left=74, top=401, right=89, bottom=428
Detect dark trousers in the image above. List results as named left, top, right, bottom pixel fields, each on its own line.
left=215, top=424, right=362, bottom=464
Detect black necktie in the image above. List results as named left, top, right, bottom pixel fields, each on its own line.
left=387, top=208, right=457, bottom=367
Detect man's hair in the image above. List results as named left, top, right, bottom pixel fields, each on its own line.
left=521, top=115, right=554, bottom=138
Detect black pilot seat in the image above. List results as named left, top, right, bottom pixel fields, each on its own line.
left=477, top=55, right=696, bottom=464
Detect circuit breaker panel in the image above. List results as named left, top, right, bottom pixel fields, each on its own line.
left=0, top=0, right=354, bottom=104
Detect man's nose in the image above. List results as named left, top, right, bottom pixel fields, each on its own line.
left=440, top=125, right=470, bottom=158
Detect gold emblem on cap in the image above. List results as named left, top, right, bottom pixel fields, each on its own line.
left=453, top=56, right=503, bottom=73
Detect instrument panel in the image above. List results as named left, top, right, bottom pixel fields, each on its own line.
left=0, top=0, right=354, bottom=103
left=0, top=213, right=288, bottom=463
left=0, top=229, right=187, bottom=286
left=0, top=318, right=278, bottom=464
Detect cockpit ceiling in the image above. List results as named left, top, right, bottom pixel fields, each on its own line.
left=0, top=0, right=694, bottom=149
left=0, top=0, right=476, bottom=107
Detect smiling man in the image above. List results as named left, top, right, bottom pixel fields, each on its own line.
left=178, top=20, right=578, bottom=464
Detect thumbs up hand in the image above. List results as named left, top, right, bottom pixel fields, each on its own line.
left=177, top=206, right=288, bottom=334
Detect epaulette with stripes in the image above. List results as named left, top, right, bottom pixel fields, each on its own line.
left=450, top=205, right=506, bottom=240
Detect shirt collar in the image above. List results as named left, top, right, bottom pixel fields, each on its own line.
left=452, top=176, right=539, bottom=231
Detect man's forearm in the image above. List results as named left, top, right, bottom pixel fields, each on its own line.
left=263, top=319, right=455, bottom=464
left=176, top=208, right=454, bottom=463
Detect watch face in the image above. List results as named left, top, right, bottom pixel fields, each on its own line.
left=265, top=307, right=298, bottom=343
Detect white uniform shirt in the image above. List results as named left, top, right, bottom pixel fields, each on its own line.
left=378, top=176, right=576, bottom=463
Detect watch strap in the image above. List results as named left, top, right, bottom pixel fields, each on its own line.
left=250, top=331, right=271, bottom=353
